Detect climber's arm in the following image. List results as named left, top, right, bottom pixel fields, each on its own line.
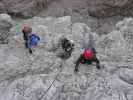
left=74, top=55, right=83, bottom=72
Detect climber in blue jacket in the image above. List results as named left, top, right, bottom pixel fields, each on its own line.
left=22, top=26, right=40, bottom=54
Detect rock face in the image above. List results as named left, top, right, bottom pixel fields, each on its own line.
left=0, top=15, right=133, bottom=100
left=0, top=14, right=13, bottom=43
left=0, top=2, right=6, bottom=13
left=39, top=0, right=88, bottom=17
left=97, top=17, right=133, bottom=61
left=0, top=0, right=133, bottom=18
left=0, top=0, right=54, bottom=18
left=87, top=0, right=133, bottom=18
left=0, top=0, right=89, bottom=18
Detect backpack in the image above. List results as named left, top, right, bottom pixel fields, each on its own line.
left=81, top=49, right=94, bottom=60
left=91, top=47, right=97, bottom=54
left=29, top=34, right=40, bottom=46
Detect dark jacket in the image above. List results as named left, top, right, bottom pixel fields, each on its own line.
left=75, top=48, right=100, bottom=71
left=23, top=32, right=29, bottom=41
left=61, top=38, right=74, bottom=52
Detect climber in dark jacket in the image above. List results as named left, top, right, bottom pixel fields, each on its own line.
left=58, top=37, right=75, bottom=59
left=61, top=38, right=74, bottom=53
left=22, top=26, right=40, bottom=54
left=74, top=47, right=100, bottom=72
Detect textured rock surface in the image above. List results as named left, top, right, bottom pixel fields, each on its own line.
left=97, top=17, right=133, bottom=61
left=0, top=15, right=133, bottom=100
left=38, top=0, right=88, bottom=17
left=0, top=0, right=129, bottom=36
left=0, top=0, right=54, bottom=18
left=87, top=0, right=133, bottom=18
left=1, top=0, right=132, bottom=18
left=0, top=14, right=13, bottom=43
left=0, top=2, right=6, bottom=13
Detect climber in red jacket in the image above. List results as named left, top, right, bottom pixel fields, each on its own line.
left=74, top=47, right=100, bottom=72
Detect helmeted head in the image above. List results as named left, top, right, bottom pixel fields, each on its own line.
left=70, top=39, right=74, bottom=47
left=70, top=40, right=74, bottom=44
left=22, top=26, right=32, bottom=33
left=82, top=49, right=94, bottom=59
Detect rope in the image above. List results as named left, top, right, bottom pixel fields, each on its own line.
left=38, top=61, right=64, bottom=100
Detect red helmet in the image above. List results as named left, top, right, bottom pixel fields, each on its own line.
left=82, top=49, right=94, bottom=59
left=22, top=26, right=32, bottom=33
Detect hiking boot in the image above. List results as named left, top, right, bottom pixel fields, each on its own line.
left=74, top=68, right=79, bottom=72
left=29, top=49, right=33, bottom=54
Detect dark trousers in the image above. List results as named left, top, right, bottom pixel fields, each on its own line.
left=24, top=41, right=32, bottom=54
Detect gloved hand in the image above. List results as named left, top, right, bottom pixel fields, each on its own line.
left=96, top=63, right=100, bottom=69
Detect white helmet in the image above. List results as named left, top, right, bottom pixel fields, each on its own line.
left=70, top=40, right=74, bottom=43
